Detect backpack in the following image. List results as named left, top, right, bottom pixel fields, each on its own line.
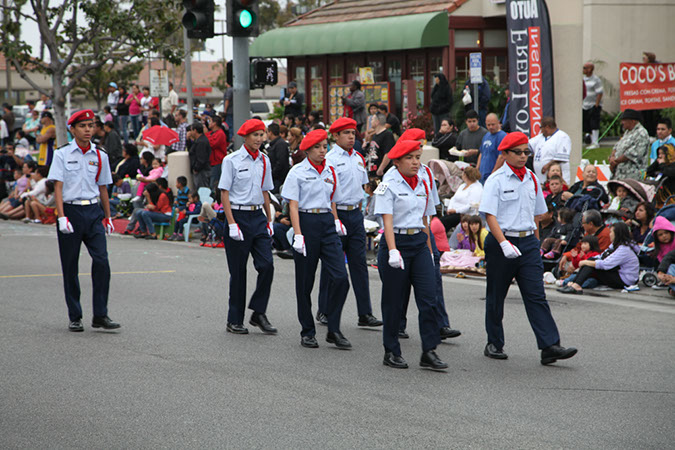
left=566, top=194, right=600, bottom=212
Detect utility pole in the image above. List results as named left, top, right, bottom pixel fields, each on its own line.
left=3, top=0, right=12, bottom=101
left=183, top=28, right=194, bottom=124
left=232, top=36, right=249, bottom=149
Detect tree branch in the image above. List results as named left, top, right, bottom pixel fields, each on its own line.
left=9, top=57, right=50, bottom=97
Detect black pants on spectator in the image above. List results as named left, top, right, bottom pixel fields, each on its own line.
left=574, top=266, right=624, bottom=289
left=439, top=213, right=461, bottom=232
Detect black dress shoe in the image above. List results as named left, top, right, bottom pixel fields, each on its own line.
left=315, top=311, right=328, bottom=325
left=541, top=344, right=578, bottom=365
left=326, top=331, right=352, bottom=349
left=358, top=314, right=383, bottom=327
left=398, top=330, right=409, bottom=339
left=440, top=327, right=462, bottom=339
left=300, top=336, right=319, bottom=348
left=383, top=352, right=408, bottom=369
left=249, top=313, right=277, bottom=334
left=91, top=316, right=120, bottom=330
left=557, top=285, right=583, bottom=295
left=484, top=343, right=508, bottom=360
left=226, top=322, right=249, bottom=334
left=68, top=320, right=84, bottom=332
left=420, top=350, right=448, bottom=370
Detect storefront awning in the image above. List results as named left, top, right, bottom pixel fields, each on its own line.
left=250, top=11, right=449, bottom=58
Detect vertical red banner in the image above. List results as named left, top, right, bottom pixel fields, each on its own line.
left=528, top=26, right=542, bottom=137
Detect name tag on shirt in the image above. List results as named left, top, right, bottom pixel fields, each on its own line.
left=67, top=161, right=78, bottom=164
left=337, top=163, right=346, bottom=167
left=503, top=189, right=515, bottom=193
left=238, top=168, right=249, bottom=173
left=305, top=177, right=316, bottom=181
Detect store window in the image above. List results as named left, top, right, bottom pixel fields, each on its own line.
left=366, top=58, right=384, bottom=82
left=455, top=54, right=469, bottom=84
left=408, top=56, right=425, bottom=109
left=484, top=30, right=507, bottom=48
left=329, top=62, right=343, bottom=85
left=430, top=55, right=443, bottom=76
left=310, top=64, right=324, bottom=111
left=387, top=59, right=402, bottom=116
left=295, top=66, right=306, bottom=95
left=484, top=55, right=508, bottom=86
left=455, top=30, right=480, bottom=48
left=347, top=58, right=362, bottom=83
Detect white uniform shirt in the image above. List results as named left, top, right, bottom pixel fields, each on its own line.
left=325, top=144, right=368, bottom=206
left=530, top=129, right=571, bottom=184
left=281, top=158, right=338, bottom=210
left=384, top=163, right=440, bottom=209
left=479, top=164, right=547, bottom=233
left=583, top=74, right=603, bottom=110
left=374, top=168, right=436, bottom=229
left=218, top=146, right=273, bottom=206
left=47, top=141, right=113, bottom=202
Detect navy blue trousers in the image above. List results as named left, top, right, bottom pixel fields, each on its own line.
left=318, top=208, right=372, bottom=317
left=378, top=233, right=441, bottom=356
left=57, top=203, right=111, bottom=321
left=399, top=232, right=451, bottom=331
left=224, top=209, right=274, bottom=325
left=293, top=212, right=349, bottom=337
left=484, top=233, right=560, bottom=350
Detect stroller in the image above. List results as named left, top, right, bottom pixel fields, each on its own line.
left=636, top=200, right=675, bottom=287
left=427, top=159, right=465, bottom=206
left=602, top=179, right=655, bottom=223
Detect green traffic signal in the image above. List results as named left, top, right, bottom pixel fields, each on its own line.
left=237, top=9, right=253, bottom=28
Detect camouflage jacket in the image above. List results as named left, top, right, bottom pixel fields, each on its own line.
left=612, top=122, right=650, bottom=180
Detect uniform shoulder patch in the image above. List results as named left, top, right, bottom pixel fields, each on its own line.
left=374, top=182, right=389, bottom=195
left=96, top=145, right=108, bottom=154
left=55, top=143, right=69, bottom=151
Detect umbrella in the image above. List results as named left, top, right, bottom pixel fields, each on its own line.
left=142, top=125, right=179, bottom=146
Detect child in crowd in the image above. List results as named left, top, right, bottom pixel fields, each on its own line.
left=455, top=216, right=471, bottom=250
left=558, top=235, right=602, bottom=288
left=174, top=176, right=189, bottom=211
left=135, top=157, right=163, bottom=197
left=466, top=215, right=488, bottom=257
left=169, top=191, right=202, bottom=241
left=606, top=184, right=638, bottom=213
left=543, top=163, right=568, bottom=197
left=651, top=216, right=675, bottom=262
left=545, top=175, right=566, bottom=209
left=541, top=208, right=577, bottom=259
left=110, top=173, right=131, bottom=218
left=363, top=179, right=382, bottom=228
left=103, top=106, right=114, bottom=123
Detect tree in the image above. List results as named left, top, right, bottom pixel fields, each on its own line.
left=0, top=0, right=185, bottom=146
left=211, top=59, right=228, bottom=93
left=72, top=61, right=145, bottom=111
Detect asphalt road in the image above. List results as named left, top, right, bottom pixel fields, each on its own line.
left=1, top=221, right=674, bottom=449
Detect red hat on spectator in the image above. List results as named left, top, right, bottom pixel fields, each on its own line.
left=387, top=140, right=421, bottom=160
left=399, top=128, right=426, bottom=142
left=237, top=119, right=266, bottom=136
left=329, top=117, right=357, bottom=134
left=497, top=131, right=529, bottom=151
left=67, top=109, right=96, bottom=127
left=299, top=129, right=328, bottom=151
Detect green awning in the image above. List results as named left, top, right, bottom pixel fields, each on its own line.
left=250, top=12, right=449, bottom=58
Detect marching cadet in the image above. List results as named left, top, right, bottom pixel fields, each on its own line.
left=479, top=131, right=577, bottom=365
left=281, top=128, right=351, bottom=349
left=315, top=117, right=382, bottom=328
left=219, top=119, right=277, bottom=335
left=396, top=128, right=461, bottom=341
left=47, top=109, right=119, bottom=332
left=375, top=139, right=448, bottom=371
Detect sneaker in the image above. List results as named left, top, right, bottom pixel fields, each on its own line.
left=651, top=283, right=668, bottom=290
left=555, top=279, right=564, bottom=287
left=22, top=218, right=31, bottom=223
left=586, top=143, right=599, bottom=150
left=33, top=219, right=42, bottom=223
left=543, top=251, right=557, bottom=259
left=622, top=284, right=640, bottom=292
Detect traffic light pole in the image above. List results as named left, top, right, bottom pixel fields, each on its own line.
left=232, top=36, right=250, bottom=148
left=183, top=28, right=194, bottom=124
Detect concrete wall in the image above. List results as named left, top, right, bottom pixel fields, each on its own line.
left=583, top=0, right=675, bottom=113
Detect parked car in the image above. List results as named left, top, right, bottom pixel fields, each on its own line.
left=214, top=99, right=278, bottom=120
left=9, top=104, right=30, bottom=134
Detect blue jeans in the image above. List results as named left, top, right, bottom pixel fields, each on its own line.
left=563, top=272, right=599, bottom=289
left=119, top=115, right=130, bottom=144
left=130, top=114, right=141, bottom=140
left=109, top=197, right=121, bottom=216
left=225, top=114, right=234, bottom=140
left=667, top=265, right=675, bottom=290
left=138, top=210, right=170, bottom=234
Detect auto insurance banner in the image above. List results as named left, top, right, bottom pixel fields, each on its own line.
left=619, top=63, right=675, bottom=111
left=506, top=0, right=555, bottom=137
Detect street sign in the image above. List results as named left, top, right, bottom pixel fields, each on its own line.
left=470, top=53, right=482, bottom=84
left=150, top=69, right=169, bottom=97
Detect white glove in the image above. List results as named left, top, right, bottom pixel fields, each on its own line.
left=103, top=218, right=114, bottom=235
left=335, top=219, right=347, bottom=236
left=293, top=234, right=306, bottom=256
left=388, top=249, right=405, bottom=270
left=500, top=240, right=522, bottom=259
left=267, top=222, right=274, bottom=237
left=58, top=216, right=74, bottom=234
left=228, top=223, right=244, bottom=241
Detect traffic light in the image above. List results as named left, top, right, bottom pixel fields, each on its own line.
left=227, top=0, right=259, bottom=37
left=182, top=0, right=215, bottom=39
left=251, top=60, right=278, bottom=87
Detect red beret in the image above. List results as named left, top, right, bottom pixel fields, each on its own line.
left=497, top=131, right=529, bottom=151
left=399, top=128, right=426, bottom=142
left=299, top=129, right=328, bottom=151
left=329, top=117, right=357, bottom=134
left=237, top=119, right=266, bottom=136
left=67, top=109, right=96, bottom=126
left=387, top=140, right=421, bottom=160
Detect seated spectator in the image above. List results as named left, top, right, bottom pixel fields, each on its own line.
left=646, top=143, right=675, bottom=207
left=431, top=118, right=458, bottom=161
left=538, top=200, right=557, bottom=241
left=363, top=179, right=382, bottom=228
left=430, top=216, right=450, bottom=252
left=630, top=201, right=655, bottom=244
left=541, top=208, right=576, bottom=259
left=272, top=200, right=293, bottom=254
left=23, top=179, right=55, bottom=224
left=135, top=155, right=163, bottom=198
left=558, top=209, right=611, bottom=273
left=454, top=216, right=471, bottom=250
left=109, top=173, right=131, bottom=218
left=197, top=193, right=223, bottom=245
left=559, top=222, right=639, bottom=293
left=114, top=143, right=141, bottom=179
left=651, top=216, right=675, bottom=264
left=0, top=167, right=23, bottom=213
left=135, top=182, right=172, bottom=240
left=466, top=215, right=487, bottom=257
left=558, top=236, right=602, bottom=288
left=605, top=182, right=639, bottom=213
left=546, top=175, right=566, bottom=210
left=650, top=118, right=675, bottom=163
left=543, top=163, right=568, bottom=197
left=168, top=191, right=202, bottom=241
left=562, top=164, right=609, bottom=206
left=0, top=162, right=41, bottom=220
left=656, top=249, right=675, bottom=297
left=438, top=166, right=483, bottom=232
left=174, top=176, right=189, bottom=211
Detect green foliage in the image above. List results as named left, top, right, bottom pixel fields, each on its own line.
left=211, top=60, right=229, bottom=92
left=660, top=108, right=675, bottom=127
left=268, top=104, right=286, bottom=122
left=72, top=61, right=145, bottom=110
left=582, top=146, right=613, bottom=163
left=600, top=110, right=623, bottom=138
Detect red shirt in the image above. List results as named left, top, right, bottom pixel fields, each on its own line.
left=207, top=128, right=228, bottom=166
left=155, top=192, right=172, bottom=214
